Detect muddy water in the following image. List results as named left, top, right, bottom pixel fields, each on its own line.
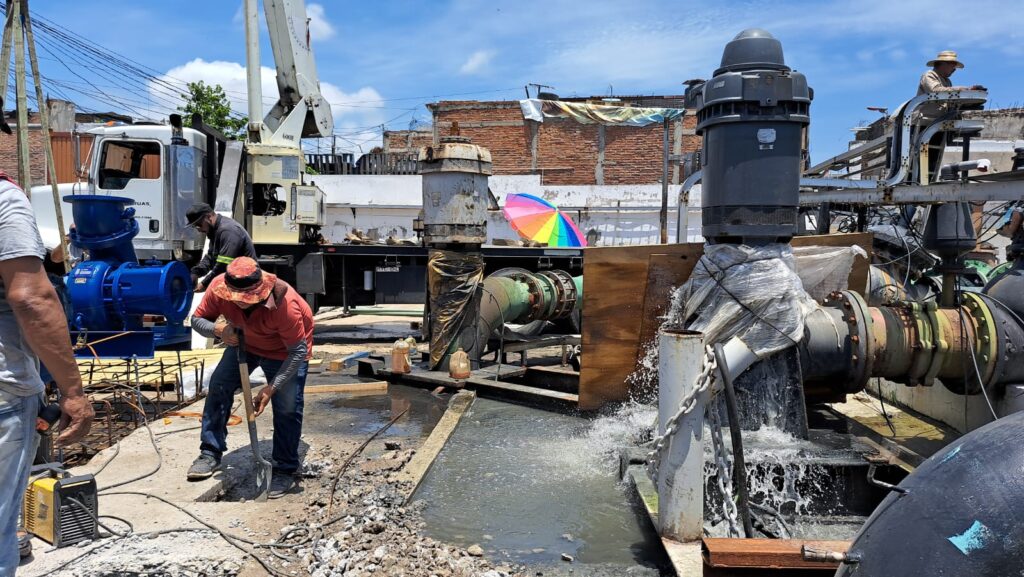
left=416, top=399, right=670, bottom=576
left=313, top=384, right=447, bottom=439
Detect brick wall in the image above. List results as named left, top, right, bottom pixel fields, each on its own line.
left=0, top=110, right=48, bottom=185
left=383, top=129, right=433, bottom=154
left=425, top=98, right=700, bottom=185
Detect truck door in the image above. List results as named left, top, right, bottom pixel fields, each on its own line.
left=95, top=138, right=165, bottom=242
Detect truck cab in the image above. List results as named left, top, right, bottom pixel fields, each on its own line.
left=88, top=124, right=209, bottom=261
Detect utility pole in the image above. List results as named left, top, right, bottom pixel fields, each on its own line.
left=0, top=0, right=70, bottom=271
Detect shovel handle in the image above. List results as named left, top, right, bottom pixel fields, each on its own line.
left=237, top=330, right=258, bottom=425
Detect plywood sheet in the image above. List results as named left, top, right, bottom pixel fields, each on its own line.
left=579, top=243, right=694, bottom=409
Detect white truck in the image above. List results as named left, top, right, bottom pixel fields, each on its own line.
left=32, top=0, right=584, bottom=311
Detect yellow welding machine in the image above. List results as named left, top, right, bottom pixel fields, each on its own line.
left=22, top=463, right=98, bottom=547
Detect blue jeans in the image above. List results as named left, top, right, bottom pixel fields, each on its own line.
left=0, top=394, right=40, bottom=576
left=200, top=346, right=307, bottom=474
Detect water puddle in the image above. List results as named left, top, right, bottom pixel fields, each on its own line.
left=415, top=399, right=671, bottom=575
left=305, top=384, right=446, bottom=439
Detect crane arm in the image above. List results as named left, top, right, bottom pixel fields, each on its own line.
left=245, top=0, right=334, bottom=146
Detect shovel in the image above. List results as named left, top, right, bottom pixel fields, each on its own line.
left=237, top=330, right=272, bottom=501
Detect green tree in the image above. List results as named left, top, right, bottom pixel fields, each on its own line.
left=177, top=81, right=248, bottom=139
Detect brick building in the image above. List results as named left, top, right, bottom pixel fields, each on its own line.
left=383, top=128, right=433, bottom=154
left=385, top=95, right=699, bottom=186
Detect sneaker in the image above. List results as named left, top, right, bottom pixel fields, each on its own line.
left=186, top=454, right=220, bottom=481
left=268, top=471, right=298, bottom=499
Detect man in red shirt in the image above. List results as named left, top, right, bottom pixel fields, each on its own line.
left=187, top=257, right=313, bottom=498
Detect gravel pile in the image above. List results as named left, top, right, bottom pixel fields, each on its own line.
left=297, top=448, right=523, bottom=577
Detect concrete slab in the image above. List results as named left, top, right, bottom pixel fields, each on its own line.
left=20, top=378, right=449, bottom=576
left=626, top=466, right=703, bottom=576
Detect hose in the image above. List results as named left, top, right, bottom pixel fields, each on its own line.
left=714, top=343, right=754, bottom=538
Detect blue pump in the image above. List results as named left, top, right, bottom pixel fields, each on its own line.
left=64, top=195, right=193, bottom=357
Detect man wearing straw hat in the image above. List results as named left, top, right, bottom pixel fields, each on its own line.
left=918, top=51, right=985, bottom=95
left=187, top=257, right=313, bottom=498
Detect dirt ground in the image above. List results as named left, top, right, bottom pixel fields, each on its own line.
left=19, top=307, right=523, bottom=577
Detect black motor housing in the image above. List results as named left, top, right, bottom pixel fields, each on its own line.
left=689, top=29, right=811, bottom=244
left=836, top=410, right=1024, bottom=576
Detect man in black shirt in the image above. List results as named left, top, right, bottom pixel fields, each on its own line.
left=186, top=203, right=257, bottom=293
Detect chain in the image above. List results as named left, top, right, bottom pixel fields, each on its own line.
left=708, top=397, right=741, bottom=538
left=646, top=345, right=718, bottom=480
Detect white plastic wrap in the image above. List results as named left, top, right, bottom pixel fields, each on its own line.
left=667, top=244, right=817, bottom=358
left=792, top=245, right=868, bottom=302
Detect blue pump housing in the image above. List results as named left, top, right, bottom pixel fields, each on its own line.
left=63, top=195, right=193, bottom=357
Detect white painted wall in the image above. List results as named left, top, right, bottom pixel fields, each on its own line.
left=315, top=174, right=703, bottom=246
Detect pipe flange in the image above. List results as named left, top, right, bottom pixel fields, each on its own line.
left=902, top=301, right=934, bottom=386
left=490, top=267, right=544, bottom=321
left=961, top=292, right=998, bottom=392
left=822, top=290, right=872, bottom=394
left=537, top=270, right=578, bottom=320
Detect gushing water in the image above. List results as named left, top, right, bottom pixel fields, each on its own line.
left=416, top=398, right=669, bottom=574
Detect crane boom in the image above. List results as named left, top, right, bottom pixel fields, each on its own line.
left=245, top=0, right=334, bottom=146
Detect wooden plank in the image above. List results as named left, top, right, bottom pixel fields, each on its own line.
left=464, top=377, right=579, bottom=403
left=398, top=390, right=475, bottom=500
left=579, top=233, right=873, bottom=410
left=633, top=251, right=704, bottom=400
left=702, top=538, right=849, bottom=570
left=830, top=391, right=956, bottom=465
left=305, top=381, right=388, bottom=394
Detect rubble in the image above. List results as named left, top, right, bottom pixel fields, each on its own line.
left=293, top=446, right=525, bottom=577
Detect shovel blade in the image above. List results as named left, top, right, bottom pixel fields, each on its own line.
left=254, top=461, right=272, bottom=502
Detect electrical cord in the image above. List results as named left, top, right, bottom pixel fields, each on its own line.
left=478, top=286, right=507, bottom=380
left=66, top=496, right=130, bottom=538
left=95, top=395, right=162, bottom=492
left=326, top=407, right=409, bottom=517
left=955, top=276, right=999, bottom=422
left=98, top=491, right=290, bottom=577
left=874, top=378, right=898, bottom=436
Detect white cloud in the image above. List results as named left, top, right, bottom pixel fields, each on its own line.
left=306, top=4, right=335, bottom=42
left=150, top=58, right=387, bottom=153
left=459, top=50, right=495, bottom=75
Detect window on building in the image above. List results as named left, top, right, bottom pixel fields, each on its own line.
left=98, top=140, right=161, bottom=190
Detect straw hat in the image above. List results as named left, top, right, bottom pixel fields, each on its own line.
left=213, top=257, right=277, bottom=304
left=927, top=51, right=964, bottom=69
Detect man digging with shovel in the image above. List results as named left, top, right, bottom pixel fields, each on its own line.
left=186, top=257, right=313, bottom=499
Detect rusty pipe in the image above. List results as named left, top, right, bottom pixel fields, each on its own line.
left=803, top=290, right=1024, bottom=398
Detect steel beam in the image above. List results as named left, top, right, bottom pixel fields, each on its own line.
left=798, top=178, right=1024, bottom=205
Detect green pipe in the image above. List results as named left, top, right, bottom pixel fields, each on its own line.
left=476, top=269, right=582, bottom=359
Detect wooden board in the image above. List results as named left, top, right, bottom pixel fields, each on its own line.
left=579, top=234, right=873, bottom=409
left=829, top=391, right=957, bottom=467
left=399, top=390, right=476, bottom=500
left=702, top=538, right=849, bottom=570
left=464, top=377, right=579, bottom=403
left=305, top=381, right=388, bottom=394
left=580, top=244, right=687, bottom=409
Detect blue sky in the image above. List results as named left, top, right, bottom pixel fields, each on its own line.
left=21, top=0, right=1024, bottom=162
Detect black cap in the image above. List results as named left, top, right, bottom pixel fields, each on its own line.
left=0, top=98, right=11, bottom=135
left=186, top=202, right=214, bottom=227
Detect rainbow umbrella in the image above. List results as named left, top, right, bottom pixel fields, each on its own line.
left=502, top=193, right=587, bottom=247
